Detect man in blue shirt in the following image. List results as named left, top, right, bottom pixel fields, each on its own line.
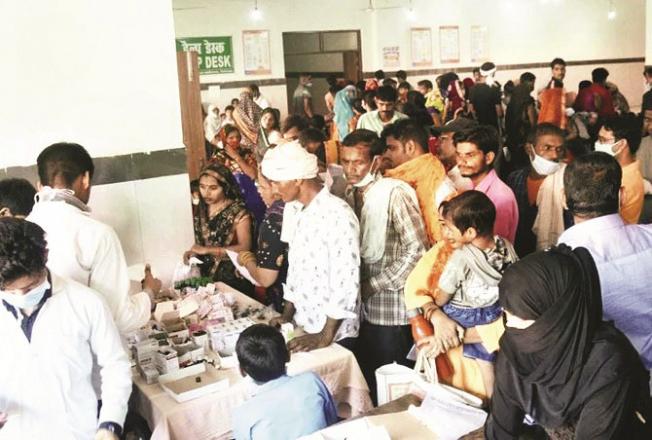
left=233, top=324, right=338, bottom=440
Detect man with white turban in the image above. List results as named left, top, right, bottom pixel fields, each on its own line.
left=263, top=141, right=361, bottom=352
left=468, top=61, right=503, bottom=129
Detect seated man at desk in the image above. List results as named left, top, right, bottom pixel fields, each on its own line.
left=233, top=324, right=337, bottom=440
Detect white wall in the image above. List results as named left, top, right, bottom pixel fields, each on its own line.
left=1, top=0, right=194, bottom=285
left=647, top=0, right=652, bottom=64
left=173, top=0, right=647, bottom=113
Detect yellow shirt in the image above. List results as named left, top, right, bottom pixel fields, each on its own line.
left=621, top=161, right=644, bottom=224
left=404, top=241, right=504, bottom=399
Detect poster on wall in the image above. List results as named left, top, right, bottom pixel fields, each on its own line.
left=439, top=26, right=460, bottom=63
left=410, top=28, right=432, bottom=67
left=470, top=26, right=489, bottom=62
left=176, top=36, right=234, bottom=74
left=383, top=46, right=400, bottom=68
left=243, top=30, right=271, bottom=75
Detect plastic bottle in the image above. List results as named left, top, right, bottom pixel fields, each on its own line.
left=407, top=308, right=454, bottom=380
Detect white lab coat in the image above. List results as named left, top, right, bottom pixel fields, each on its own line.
left=0, top=274, right=132, bottom=440
left=27, top=200, right=151, bottom=334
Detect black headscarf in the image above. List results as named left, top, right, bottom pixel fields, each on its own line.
left=498, top=244, right=602, bottom=387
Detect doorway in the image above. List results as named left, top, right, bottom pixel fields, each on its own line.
left=282, top=30, right=362, bottom=116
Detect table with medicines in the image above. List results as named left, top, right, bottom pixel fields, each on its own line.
left=129, top=282, right=373, bottom=440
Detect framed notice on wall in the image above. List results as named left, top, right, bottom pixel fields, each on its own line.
left=243, top=30, right=271, bottom=75
left=439, top=26, right=460, bottom=63
left=383, top=46, right=400, bottom=68
left=410, top=28, right=432, bottom=67
left=470, top=26, right=489, bottom=62
left=175, top=36, right=234, bottom=74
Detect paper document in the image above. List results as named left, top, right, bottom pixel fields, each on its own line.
left=226, top=249, right=261, bottom=286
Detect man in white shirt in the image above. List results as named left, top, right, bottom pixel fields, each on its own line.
left=558, top=152, right=652, bottom=371
left=27, top=142, right=160, bottom=334
left=262, top=141, right=360, bottom=352
left=356, top=86, right=407, bottom=135
left=0, top=218, right=131, bottom=440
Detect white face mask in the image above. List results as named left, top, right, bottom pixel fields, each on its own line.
left=0, top=279, right=50, bottom=310
left=531, top=153, right=561, bottom=176
left=594, top=140, right=621, bottom=157
left=353, top=171, right=375, bottom=188
left=192, top=197, right=200, bottom=206
left=645, top=81, right=651, bottom=92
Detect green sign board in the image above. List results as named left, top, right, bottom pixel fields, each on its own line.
left=175, top=36, right=234, bottom=74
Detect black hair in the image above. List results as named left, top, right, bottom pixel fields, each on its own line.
left=199, top=163, right=242, bottom=202
left=376, top=85, right=398, bottom=102
left=281, top=115, right=309, bottom=134
left=398, top=81, right=412, bottom=91
left=0, top=179, right=37, bottom=216
left=380, top=119, right=428, bottom=153
left=341, top=129, right=383, bottom=157
left=565, top=137, right=591, bottom=159
left=382, top=78, right=397, bottom=88
left=224, top=124, right=241, bottom=138
left=406, top=90, right=426, bottom=108
left=440, top=190, right=496, bottom=237
left=417, top=79, right=433, bottom=90
left=396, top=70, right=407, bottom=81
left=644, top=66, right=652, bottom=76
left=527, top=123, right=566, bottom=145
left=189, top=179, right=199, bottom=193
left=261, top=107, right=280, bottom=131
left=299, top=127, right=326, bottom=145
left=355, top=80, right=366, bottom=93
left=352, top=98, right=366, bottom=114
left=592, top=68, right=609, bottom=83
left=504, top=80, right=515, bottom=95
left=37, top=142, right=94, bottom=187
left=550, top=57, right=566, bottom=68
left=602, top=113, right=643, bottom=154
left=225, top=105, right=235, bottom=112
left=235, top=324, right=289, bottom=382
left=230, top=98, right=240, bottom=106
left=480, top=61, right=496, bottom=72
left=309, top=115, right=326, bottom=131
left=374, top=69, right=385, bottom=80
left=472, top=67, right=480, bottom=74
left=453, top=125, right=499, bottom=156
left=564, top=152, right=621, bottom=219
left=248, top=84, right=260, bottom=97
left=578, top=80, right=592, bottom=90
left=520, top=72, right=536, bottom=83
left=363, top=90, right=378, bottom=110
left=0, top=218, right=48, bottom=289
left=326, top=75, right=337, bottom=87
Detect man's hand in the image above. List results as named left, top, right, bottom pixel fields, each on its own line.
left=269, top=316, right=288, bottom=328
left=360, top=281, right=374, bottom=302
left=287, top=333, right=329, bottom=353
left=142, top=264, right=162, bottom=300
left=94, top=429, right=119, bottom=440
left=430, top=309, right=462, bottom=352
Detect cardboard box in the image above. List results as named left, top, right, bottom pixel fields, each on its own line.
left=133, top=339, right=159, bottom=365
left=208, top=318, right=255, bottom=356
left=154, top=347, right=179, bottom=374
left=158, top=363, right=229, bottom=403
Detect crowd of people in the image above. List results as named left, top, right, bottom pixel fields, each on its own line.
left=1, top=58, right=652, bottom=439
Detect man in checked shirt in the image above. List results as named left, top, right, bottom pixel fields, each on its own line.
left=339, top=129, right=428, bottom=403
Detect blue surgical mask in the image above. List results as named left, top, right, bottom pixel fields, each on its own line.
left=0, top=279, right=50, bottom=309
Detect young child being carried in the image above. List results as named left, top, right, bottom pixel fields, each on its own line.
left=435, top=190, right=518, bottom=397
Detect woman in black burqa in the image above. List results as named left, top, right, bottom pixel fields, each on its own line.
left=485, top=245, right=651, bottom=439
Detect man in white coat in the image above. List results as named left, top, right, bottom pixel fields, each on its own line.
left=27, top=142, right=160, bottom=334
left=0, top=218, right=131, bottom=440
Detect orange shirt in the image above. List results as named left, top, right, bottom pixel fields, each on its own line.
left=526, top=176, right=545, bottom=206
left=621, top=161, right=644, bottom=224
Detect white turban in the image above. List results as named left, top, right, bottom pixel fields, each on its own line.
left=261, top=140, right=319, bottom=181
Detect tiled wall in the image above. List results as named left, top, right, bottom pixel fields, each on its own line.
left=90, top=173, right=195, bottom=288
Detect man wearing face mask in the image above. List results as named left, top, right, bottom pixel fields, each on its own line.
left=0, top=218, right=131, bottom=440
left=339, top=129, right=428, bottom=402
left=292, top=73, right=314, bottom=119
left=27, top=143, right=161, bottom=333
left=594, top=113, right=644, bottom=224
left=507, top=124, right=568, bottom=256
left=468, top=62, right=503, bottom=130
